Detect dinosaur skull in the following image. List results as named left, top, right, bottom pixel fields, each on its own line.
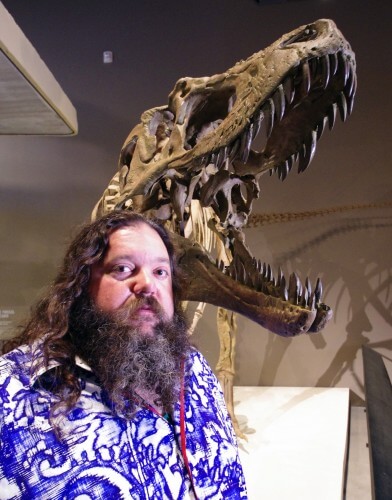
left=94, top=19, right=356, bottom=337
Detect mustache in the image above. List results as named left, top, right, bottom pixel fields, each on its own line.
left=115, top=295, right=165, bottom=322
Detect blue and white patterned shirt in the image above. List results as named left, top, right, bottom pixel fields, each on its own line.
left=0, top=343, right=247, bottom=499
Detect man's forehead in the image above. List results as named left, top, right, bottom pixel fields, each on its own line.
left=106, top=223, right=169, bottom=257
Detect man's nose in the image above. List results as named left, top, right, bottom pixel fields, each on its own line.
left=132, top=269, right=156, bottom=296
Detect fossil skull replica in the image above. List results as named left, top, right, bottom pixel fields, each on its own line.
left=93, top=19, right=356, bottom=429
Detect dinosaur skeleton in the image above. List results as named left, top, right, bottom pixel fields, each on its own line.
left=93, top=19, right=356, bottom=430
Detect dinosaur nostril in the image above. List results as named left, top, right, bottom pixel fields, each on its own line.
left=281, top=25, right=318, bottom=47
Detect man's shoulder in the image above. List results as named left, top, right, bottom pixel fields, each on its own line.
left=187, top=347, right=209, bottom=368
left=186, top=347, right=217, bottom=382
left=0, top=344, right=32, bottom=386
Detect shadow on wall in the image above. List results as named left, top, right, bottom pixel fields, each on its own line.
left=231, top=205, right=392, bottom=400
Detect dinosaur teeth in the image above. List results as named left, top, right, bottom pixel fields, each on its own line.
left=314, top=277, right=323, bottom=303
left=243, top=268, right=318, bottom=309
left=316, top=116, right=327, bottom=140
left=319, top=55, right=330, bottom=89
left=329, top=53, right=338, bottom=75
left=300, top=286, right=309, bottom=307
left=239, top=125, right=253, bottom=163
left=252, top=107, right=264, bottom=140
left=351, top=71, right=358, bottom=96
left=216, top=146, right=228, bottom=169
left=327, top=102, right=337, bottom=130
left=207, top=153, right=217, bottom=167
left=232, top=258, right=322, bottom=309
left=301, top=277, right=314, bottom=309
left=280, top=276, right=288, bottom=301
left=298, top=129, right=317, bottom=173
left=345, top=64, right=356, bottom=98
left=264, top=99, right=275, bottom=138
left=276, top=267, right=283, bottom=287
left=297, top=144, right=308, bottom=174
left=287, top=155, right=294, bottom=172
left=344, top=89, right=355, bottom=116
left=283, top=75, right=295, bottom=105
left=305, top=277, right=312, bottom=296
left=277, top=161, right=290, bottom=181
left=234, top=257, right=247, bottom=285
left=274, top=84, right=286, bottom=121
left=253, top=263, right=316, bottom=306
left=297, top=278, right=303, bottom=299
left=337, top=52, right=350, bottom=86
left=343, top=68, right=356, bottom=116
left=259, top=51, right=356, bottom=182
left=228, top=138, right=240, bottom=162
left=309, top=55, right=330, bottom=90
left=309, top=292, right=316, bottom=310
left=266, top=264, right=273, bottom=282
left=337, top=92, right=348, bottom=122
left=301, top=60, right=311, bottom=94
left=288, top=272, right=300, bottom=303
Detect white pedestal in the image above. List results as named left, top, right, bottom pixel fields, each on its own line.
left=234, top=386, right=350, bottom=500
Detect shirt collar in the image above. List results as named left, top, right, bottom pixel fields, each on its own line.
left=29, top=341, right=93, bottom=388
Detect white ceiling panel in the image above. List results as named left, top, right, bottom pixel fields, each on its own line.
left=0, top=2, right=77, bottom=135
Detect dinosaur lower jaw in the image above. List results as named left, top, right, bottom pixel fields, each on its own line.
left=176, top=242, right=323, bottom=337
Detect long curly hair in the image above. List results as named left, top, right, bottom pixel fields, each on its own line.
left=12, top=210, right=181, bottom=421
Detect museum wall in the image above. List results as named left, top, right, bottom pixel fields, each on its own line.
left=1, top=0, right=391, bottom=404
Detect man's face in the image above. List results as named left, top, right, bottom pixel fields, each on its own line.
left=89, top=223, right=174, bottom=336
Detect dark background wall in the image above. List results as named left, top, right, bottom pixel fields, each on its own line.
left=1, top=0, right=391, bottom=403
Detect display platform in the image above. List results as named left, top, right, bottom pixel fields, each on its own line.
left=234, top=386, right=350, bottom=500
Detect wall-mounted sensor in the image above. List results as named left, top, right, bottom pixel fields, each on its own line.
left=103, top=51, right=113, bottom=64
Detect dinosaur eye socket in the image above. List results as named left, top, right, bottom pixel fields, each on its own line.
left=120, top=136, right=138, bottom=166
left=281, top=26, right=318, bottom=47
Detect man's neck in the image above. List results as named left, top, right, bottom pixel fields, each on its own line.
left=135, top=387, right=163, bottom=414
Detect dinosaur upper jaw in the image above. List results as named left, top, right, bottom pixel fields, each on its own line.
left=114, top=18, right=356, bottom=218
left=169, top=19, right=355, bottom=176
left=173, top=232, right=332, bottom=337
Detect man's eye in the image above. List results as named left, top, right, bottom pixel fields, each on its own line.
left=155, top=268, right=169, bottom=278
left=111, top=264, right=132, bottom=275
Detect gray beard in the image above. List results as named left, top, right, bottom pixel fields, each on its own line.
left=69, top=296, right=191, bottom=417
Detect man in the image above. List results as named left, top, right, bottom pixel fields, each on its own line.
left=0, top=211, right=247, bottom=499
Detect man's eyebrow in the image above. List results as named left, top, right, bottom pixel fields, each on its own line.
left=106, top=255, right=170, bottom=265
left=152, top=256, right=171, bottom=266
left=105, top=254, right=133, bottom=263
